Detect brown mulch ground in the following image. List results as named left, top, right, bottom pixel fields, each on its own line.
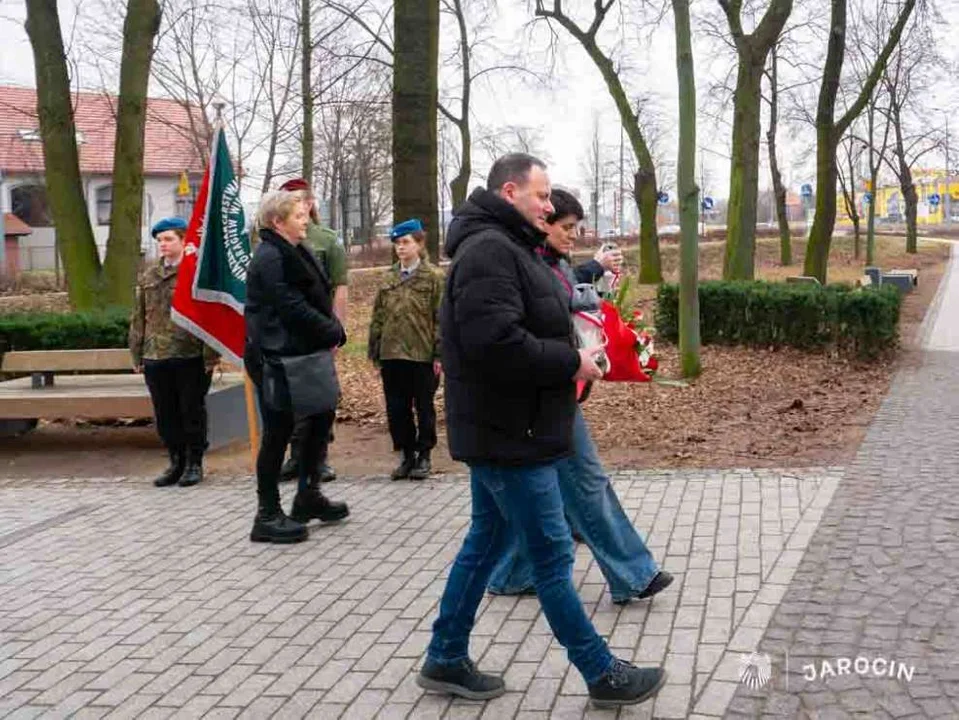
left=0, top=235, right=949, bottom=480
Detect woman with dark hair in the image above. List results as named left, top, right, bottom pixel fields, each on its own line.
left=244, top=191, right=350, bottom=543
left=487, top=188, right=673, bottom=604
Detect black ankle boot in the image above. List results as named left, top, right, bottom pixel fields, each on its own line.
left=154, top=449, right=185, bottom=487
left=391, top=450, right=416, bottom=481
left=290, top=482, right=350, bottom=523
left=409, top=450, right=432, bottom=480
left=250, top=506, right=308, bottom=543
left=178, top=450, right=204, bottom=487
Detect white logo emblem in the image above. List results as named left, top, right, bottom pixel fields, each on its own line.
left=739, top=652, right=772, bottom=689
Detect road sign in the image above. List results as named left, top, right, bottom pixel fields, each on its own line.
left=177, top=171, right=191, bottom=197
left=801, top=183, right=813, bottom=198
left=657, top=191, right=669, bottom=205
left=701, top=196, right=715, bottom=211
left=863, top=192, right=873, bottom=204
left=929, top=193, right=941, bottom=207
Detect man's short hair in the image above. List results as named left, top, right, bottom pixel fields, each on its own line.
left=487, top=153, right=547, bottom=192
left=547, top=188, right=584, bottom=224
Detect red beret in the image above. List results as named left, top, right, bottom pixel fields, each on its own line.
left=280, top=178, right=310, bottom=192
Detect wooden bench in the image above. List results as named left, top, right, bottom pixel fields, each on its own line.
left=786, top=275, right=822, bottom=286
left=0, top=349, right=249, bottom=447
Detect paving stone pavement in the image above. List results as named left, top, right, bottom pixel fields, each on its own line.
left=0, top=465, right=842, bottom=719
left=728, top=244, right=959, bottom=719
left=6, top=248, right=958, bottom=720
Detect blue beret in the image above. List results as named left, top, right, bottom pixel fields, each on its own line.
left=390, top=218, right=423, bottom=241
left=151, top=217, right=188, bottom=238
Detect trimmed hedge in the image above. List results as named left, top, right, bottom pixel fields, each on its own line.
left=0, top=309, right=130, bottom=354
left=656, top=281, right=901, bottom=360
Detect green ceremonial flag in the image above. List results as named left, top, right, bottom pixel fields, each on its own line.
left=192, top=128, right=251, bottom=312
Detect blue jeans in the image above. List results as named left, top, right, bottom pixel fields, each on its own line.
left=426, top=462, right=616, bottom=685
left=488, top=408, right=659, bottom=603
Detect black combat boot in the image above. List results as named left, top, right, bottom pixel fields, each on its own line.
left=290, top=480, right=350, bottom=523
left=279, top=456, right=299, bottom=482
left=391, top=450, right=416, bottom=481
left=409, top=450, right=432, bottom=480
left=178, top=450, right=204, bottom=487
left=154, top=448, right=185, bottom=487
left=250, top=505, right=308, bottom=543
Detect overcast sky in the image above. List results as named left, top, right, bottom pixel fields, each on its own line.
left=2, top=0, right=958, bottom=218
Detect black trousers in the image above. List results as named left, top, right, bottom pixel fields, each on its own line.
left=288, top=414, right=333, bottom=466
left=380, top=359, right=438, bottom=453
left=143, top=357, right=212, bottom=455
left=256, top=384, right=334, bottom=510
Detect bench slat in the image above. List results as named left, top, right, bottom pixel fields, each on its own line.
left=1, top=349, right=133, bottom=373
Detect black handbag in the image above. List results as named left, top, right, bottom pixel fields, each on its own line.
left=262, top=350, right=340, bottom=416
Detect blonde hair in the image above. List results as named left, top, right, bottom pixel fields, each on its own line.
left=256, top=190, right=301, bottom=230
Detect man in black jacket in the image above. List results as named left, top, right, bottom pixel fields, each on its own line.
left=416, top=154, right=666, bottom=708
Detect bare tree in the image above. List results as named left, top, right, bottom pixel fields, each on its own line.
left=534, top=0, right=663, bottom=284
left=765, top=41, right=792, bottom=264
left=803, top=0, right=917, bottom=283
left=718, top=0, right=793, bottom=281
left=837, top=130, right=864, bottom=256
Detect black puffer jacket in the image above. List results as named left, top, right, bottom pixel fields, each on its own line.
left=244, top=228, right=346, bottom=383
left=441, top=188, right=581, bottom=466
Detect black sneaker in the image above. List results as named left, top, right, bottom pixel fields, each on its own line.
left=416, top=658, right=506, bottom=701
left=487, top=586, right=536, bottom=597
left=316, top=463, right=337, bottom=483
left=250, top=508, right=308, bottom=544
left=587, top=660, right=666, bottom=708
left=613, top=571, right=674, bottom=605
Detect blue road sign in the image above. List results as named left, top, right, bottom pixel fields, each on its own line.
left=863, top=192, right=873, bottom=204
left=657, top=191, right=669, bottom=205
left=801, top=183, right=813, bottom=198
left=929, top=193, right=941, bottom=207
left=701, top=196, right=715, bottom=211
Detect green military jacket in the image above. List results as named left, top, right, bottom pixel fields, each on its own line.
left=129, top=260, right=217, bottom=366
left=368, top=260, right=443, bottom=364
left=305, top=222, right=349, bottom=289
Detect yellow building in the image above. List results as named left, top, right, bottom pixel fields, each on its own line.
left=838, top=169, right=959, bottom=225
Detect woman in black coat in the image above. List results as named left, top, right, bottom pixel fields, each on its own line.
left=244, top=190, right=350, bottom=543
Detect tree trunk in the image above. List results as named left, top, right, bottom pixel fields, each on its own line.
left=102, top=0, right=161, bottom=309
left=767, top=46, right=791, bottom=265
left=803, top=0, right=916, bottom=282
left=634, top=168, right=662, bottom=283
left=25, top=0, right=102, bottom=310
left=866, top=169, right=879, bottom=264
left=724, top=60, right=765, bottom=280
left=902, top=172, right=918, bottom=254
left=393, top=0, right=440, bottom=261
left=804, top=125, right=839, bottom=282
left=301, top=0, right=313, bottom=181
left=672, top=0, right=700, bottom=378
left=447, top=0, right=471, bottom=210
left=852, top=215, right=861, bottom=257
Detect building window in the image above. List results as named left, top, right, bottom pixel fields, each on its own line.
left=174, top=180, right=201, bottom=220
left=96, top=185, right=112, bottom=225
left=10, top=184, right=53, bottom=227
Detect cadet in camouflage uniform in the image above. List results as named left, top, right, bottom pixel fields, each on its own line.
left=277, top=178, right=349, bottom=484
left=368, top=219, right=444, bottom=480
left=129, top=217, right=218, bottom=488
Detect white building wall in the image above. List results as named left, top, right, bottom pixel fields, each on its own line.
left=1, top=172, right=181, bottom=270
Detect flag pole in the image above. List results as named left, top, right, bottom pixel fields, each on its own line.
left=244, top=372, right=260, bottom=467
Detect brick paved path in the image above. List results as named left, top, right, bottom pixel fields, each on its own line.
left=728, top=245, right=959, bottom=718
left=0, top=466, right=841, bottom=719
left=3, top=250, right=957, bottom=719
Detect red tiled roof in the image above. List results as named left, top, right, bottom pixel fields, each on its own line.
left=0, top=85, right=207, bottom=176
left=3, top=212, right=32, bottom=236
